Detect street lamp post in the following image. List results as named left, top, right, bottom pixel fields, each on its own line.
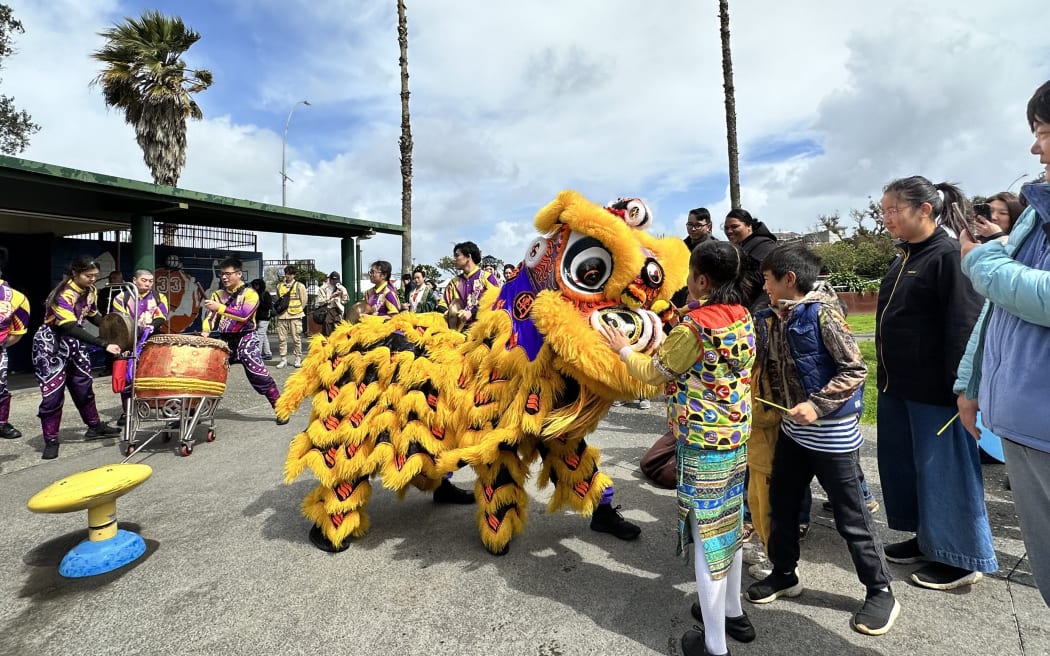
left=281, top=99, right=311, bottom=261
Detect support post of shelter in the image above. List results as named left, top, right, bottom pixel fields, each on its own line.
left=354, top=238, right=364, bottom=302
left=341, top=237, right=356, bottom=302
left=131, top=215, right=154, bottom=272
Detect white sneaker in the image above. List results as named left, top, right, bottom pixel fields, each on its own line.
left=293, top=359, right=302, bottom=368
left=637, top=398, right=651, bottom=409
left=275, top=359, right=288, bottom=369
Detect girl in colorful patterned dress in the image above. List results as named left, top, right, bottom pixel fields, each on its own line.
left=601, top=240, right=755, bottom=656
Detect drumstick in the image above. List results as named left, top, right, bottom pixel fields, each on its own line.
left=935, top=412, right=959, bottom=436
left=755, top=397, right=791, bottom=413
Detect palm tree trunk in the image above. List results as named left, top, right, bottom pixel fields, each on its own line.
left=719, top=0, right=740, bottom=210
left=397, top=0, right=413, bottom=279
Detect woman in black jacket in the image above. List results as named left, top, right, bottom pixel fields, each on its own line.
left=874, top=175, right=995, bottom=591
left=723, top=209, right=777, bottom=312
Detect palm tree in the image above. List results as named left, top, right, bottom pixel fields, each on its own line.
left=91, top=10, right=212, bottom=188
left=397, top=0, right=413, bottom=280
left=718, top=0, right=740, bottom=209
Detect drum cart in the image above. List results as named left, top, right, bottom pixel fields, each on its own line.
left=118, top=314, right=230, bottom=459
left=122, top=393, right=222, bottom=458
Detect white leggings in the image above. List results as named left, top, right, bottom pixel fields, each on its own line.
left=691, top=510, right=744, bottom=655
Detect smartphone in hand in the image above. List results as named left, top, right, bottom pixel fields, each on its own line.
left=950, top=202, right=977, bottom=239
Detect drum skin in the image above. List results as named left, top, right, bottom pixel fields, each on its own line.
left=99, top=313, right=134, bottom=352
left=135, top=334, right=230, bottom=398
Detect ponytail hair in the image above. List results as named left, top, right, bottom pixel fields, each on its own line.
left=883, top=176, right=970, bottom=235
left=44, top=255, right=100, bottom=310
left=690, top=240, right=750, bottom=306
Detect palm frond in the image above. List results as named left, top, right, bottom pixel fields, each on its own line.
left=90, top=10, right=212, bottom=186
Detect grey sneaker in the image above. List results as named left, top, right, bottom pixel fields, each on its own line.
left=637, top=398, right=651, bottom=409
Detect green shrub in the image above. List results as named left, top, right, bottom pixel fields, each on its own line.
left=826, top=271, right=865, bottom=292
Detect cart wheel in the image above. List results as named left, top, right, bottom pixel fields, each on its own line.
left=180, top=444, right=192, bottom=457
left=125, top=444, right=136, bottom=457
left=206, top=429, right=216, bottom=443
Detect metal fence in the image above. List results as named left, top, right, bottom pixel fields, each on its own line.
left=67, top=224, right=257, bottom=251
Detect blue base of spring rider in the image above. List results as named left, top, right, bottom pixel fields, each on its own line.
left=59, top=529, right=146, bottom=578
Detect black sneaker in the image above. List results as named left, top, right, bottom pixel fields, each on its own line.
left=884, top=537, right=925, bottom=564
left=0, top=422, right=22, bottom=439
left=433, top=479, right=475, bottom=504
left=910, top=562, right=982, bottom=590
left=308, top=524, right=350, bottom=553
left=116, top=413, right=127, bottom=428
left=689, top=602, right=756, bottom=642
left=42, top=441, right=59, bottom=460
left=590, top=503, right=641, bottom=540
left=746, top=569, right=803, bottom=604
left=851, top=588, right=900, bottom=635
left=275, top=416, right=290, bottom=426
left=681, top=626, right=730, bottom=656
left=84, top=422, right=121, bottom=439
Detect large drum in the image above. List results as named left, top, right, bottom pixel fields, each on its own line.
left=134, top=334, right=230, bottom=399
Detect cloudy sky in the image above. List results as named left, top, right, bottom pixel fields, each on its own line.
left=3, top=0, right=1046, bottom=276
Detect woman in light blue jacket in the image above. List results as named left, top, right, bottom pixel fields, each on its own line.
left=956, top=79, right=1050, bottom=607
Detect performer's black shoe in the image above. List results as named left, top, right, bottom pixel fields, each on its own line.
left=275, top=416, right=289, bottom=426
left=116, top=413, right=127, bottom=428
left=433, top=479, right=475, bottom=504
left=681, top=626, right=731, bottom=656
left=0, top=422, right=22, bottom=439
left=308, top=524, right=350, bottom=553
left=689, top=603, right=756, bottom=642
left=590, top=503, right=641, bottom=540
left=42, top=441, right=59, bottom=460
left=85, top=421, right=121, bottom=439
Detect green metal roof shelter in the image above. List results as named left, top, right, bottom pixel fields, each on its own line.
left=0, top=154, right=403, bottom=277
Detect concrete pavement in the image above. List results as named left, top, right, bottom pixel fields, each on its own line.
left=0, top=349, right=1046, bottom=656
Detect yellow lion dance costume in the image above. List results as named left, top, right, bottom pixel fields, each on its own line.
left=277, top=191, right=689, bottom=555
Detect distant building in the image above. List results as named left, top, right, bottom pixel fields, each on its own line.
left=803, top=229, right=843, bottom=245
left=773, top=231, right=803, bottom=242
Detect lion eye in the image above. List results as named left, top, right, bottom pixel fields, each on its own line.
left=644, top=259, right=664, bottom=288
left=561, top=233, right=613, bottom=295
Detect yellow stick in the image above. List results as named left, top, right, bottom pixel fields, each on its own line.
left=936, top=412, right=960, bottom=436
left=755, top=397, right=792, bottom=413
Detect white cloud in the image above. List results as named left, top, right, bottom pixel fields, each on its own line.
left=3, top=0, right=1046, bottom=280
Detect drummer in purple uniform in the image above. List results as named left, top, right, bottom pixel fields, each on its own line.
left=364, top=260, right=401, bottom=317
left=200, top=257, right=285, bottom=424
left=33, top=256, right=123, bottom=460
left=0, top=247, right=31, bottom=440
left=111, top=268, right=169, bottom=427
left=436, top=241, right=500, bottom=332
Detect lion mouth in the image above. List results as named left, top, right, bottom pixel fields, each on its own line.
left=589, top=307, right=665, bottom=355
